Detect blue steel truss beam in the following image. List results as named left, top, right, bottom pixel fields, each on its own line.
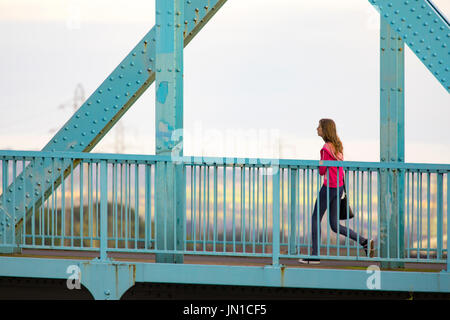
left=154, top=0, right=185, bottom=263
left=369, top=0, right=450, bottom=92
left=0, top=0, right=228, bottom=248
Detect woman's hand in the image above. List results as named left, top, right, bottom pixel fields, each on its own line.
left=319, top=160, right=323, bottom=166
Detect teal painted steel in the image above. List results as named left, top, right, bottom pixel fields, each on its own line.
left=155, top=0, right=185, bottom=264
left=0, top=0, right=229, bottom=250
left=99, top=160, right=108, bottom=261
left=379, top=18, right=406, bottom=269
left=448, top=174, right=450, bottom=272
left=272, top=168, right=280, bottom=266
left=369, top=0, right=450, bottom=92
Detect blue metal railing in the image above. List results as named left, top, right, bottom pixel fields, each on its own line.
left=0, top=150, right=448, bottom=268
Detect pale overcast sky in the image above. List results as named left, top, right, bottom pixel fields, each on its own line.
left=0, top=0, right=449, bottom=163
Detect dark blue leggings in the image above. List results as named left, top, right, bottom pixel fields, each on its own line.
left=311, top=185, right=366, bottom=256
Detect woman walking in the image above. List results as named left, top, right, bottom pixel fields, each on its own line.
left=299, top=119, right=374, bottom=264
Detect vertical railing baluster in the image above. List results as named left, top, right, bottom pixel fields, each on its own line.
left=135, top=163, right=139, bottom=250
left=113, top=162, right=118, bottom=249
left=251, top=165, right=256, bottom=254
left=419, top=171, right=423, bottom=260
left=213, top=164, right=218, bottom=253
left=232, top=164, right=236, bottom=253
left=427, top=171, right=431, bottom=259
left=326, top=169, right=330, bottom=257
left=223, top=165, right=227, bottom=253
left=436, top=172, right=443, bottom=260
left=406, top=170, right=410, bottom=259
left=446, top=173, right=449, bottom=272
left=99, top=160, right=107, bottom=261
left=70, top=162, right=74, bottom=248
left=80, top=162, right=84, bottom=248
left=336, top=165, right=340, bottom=258
left=272, top=166, right=280, bottom=266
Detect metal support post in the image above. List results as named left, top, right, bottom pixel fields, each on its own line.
left=155, top=0, right=185, bottom=263
left=379, top=18, right=405, bottom=269
left=272, top=167, right=280, bottom=267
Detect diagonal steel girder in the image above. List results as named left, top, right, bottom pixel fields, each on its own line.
left=369, top=0, right=450, bottom=92
left=0, top=0, right=228, bottom=242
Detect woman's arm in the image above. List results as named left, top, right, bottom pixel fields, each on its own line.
left=319, top=149, right=334, bottom=176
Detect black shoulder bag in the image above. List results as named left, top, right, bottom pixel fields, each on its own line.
left=339, top=181, right=354, bottom=220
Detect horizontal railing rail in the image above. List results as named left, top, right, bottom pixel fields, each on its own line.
left=0, top=150, right=448, bottom=269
